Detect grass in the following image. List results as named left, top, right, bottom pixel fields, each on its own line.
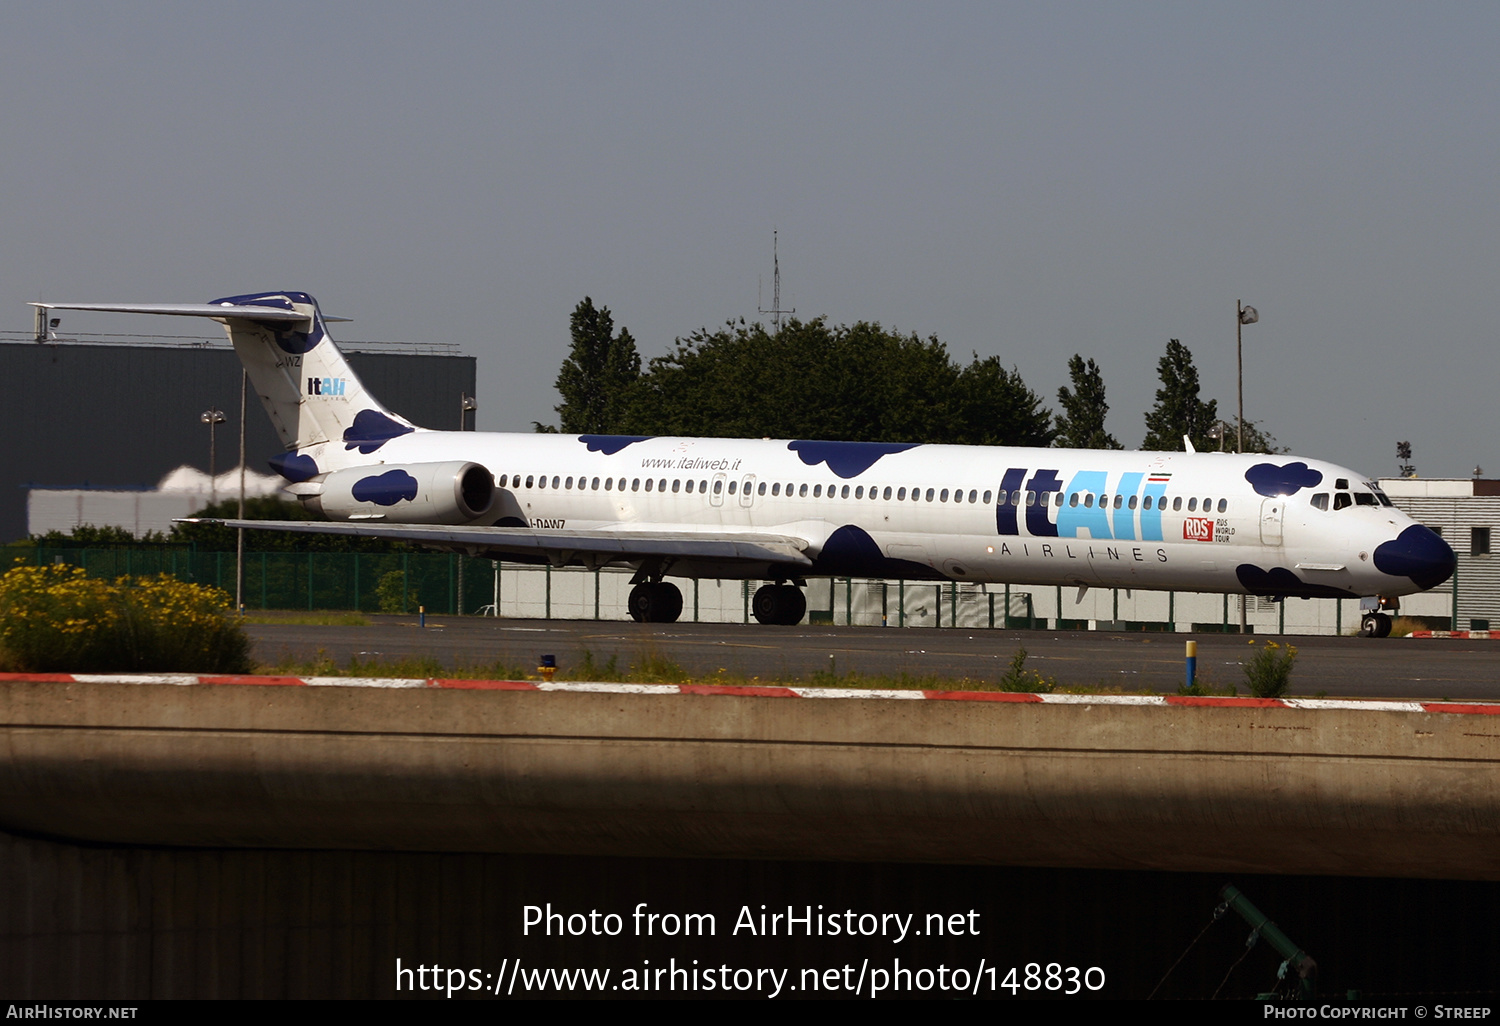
left=260, top=649, right=531, bottom=680
left=253, top=645, right=1203, bottom=695
left=242, top=611, right=371, bottom=627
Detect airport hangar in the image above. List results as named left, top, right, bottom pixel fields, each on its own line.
left=0, top=322, right=476, bottom=544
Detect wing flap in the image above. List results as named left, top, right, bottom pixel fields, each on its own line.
left=181, top=519, right=813, bottom=567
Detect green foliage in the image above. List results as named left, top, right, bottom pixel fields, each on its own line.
left=1243, top=640, right=1297, bottom=698
left=1228, top=416, right=1289, bottom=454
left=170, top=496, right=411, bottom=552
left=0, top=563, right=250, bottom=673
left=375, top=570, right=417, bottom=614
left=553, top=297, right=642, bottom=433
left=997, top=647, right=1057, bottom=693
left=1142, top=339, right=1219, bottom=452
left=29, top=524, right=170, bottom=546
left=618, top=317, right=1054, bottom=446
left=1054, top=355, right=1122, bottom=450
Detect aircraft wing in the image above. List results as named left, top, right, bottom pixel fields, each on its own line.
left=182, top=519, right=813, bottom=568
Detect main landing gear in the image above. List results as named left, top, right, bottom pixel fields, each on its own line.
left=627, top=581, right=683, bottom=623
left=751, top=584, right=807, bottom=626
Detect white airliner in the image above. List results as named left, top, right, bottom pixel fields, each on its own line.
left=34, top=292, right=1455, bottom=637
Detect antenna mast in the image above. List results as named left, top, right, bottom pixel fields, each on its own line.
left=758, top=229, right=795, bottom=330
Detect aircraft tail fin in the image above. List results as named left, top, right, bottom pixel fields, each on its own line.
left=33, top=292, right=420, bottom=480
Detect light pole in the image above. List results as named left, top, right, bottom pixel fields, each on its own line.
left=460, top=393, right=477, bottom=430
left=1236, top=302, right=1259, bottom=634
left=236, top=370, right=247, bottom=614
left=1237, top=302, right=1259, bottom=453
left=201, top=407, right=226, bottom=504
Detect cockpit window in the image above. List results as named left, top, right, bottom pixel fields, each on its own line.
left=1335, top=478, right=1349, bottom=489
left=1333, top=493, right=1352, bottom=511
left=1354, top=493, right=1377, bottom=506
left=1311, top=493, right=1329, bottom=511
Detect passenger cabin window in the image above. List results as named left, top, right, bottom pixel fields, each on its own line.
left=1172, top=497, right=1182, bottom=511
left=800, top=484, right=809, bottom=497
left=759, top=482, right=768, bottom=496
left=714, top=480, right=724, bottom=495
left=842, top=485, right=851, bottom=498
left=1188, top=498, right=1197, bottom=512
left=727, top=481, right=737, bottom=495
left=884, top=487, right=893, bottom=500
left=925, top=488, right=935, bottom=502
left=1217, top=499, right=1227, bottom=513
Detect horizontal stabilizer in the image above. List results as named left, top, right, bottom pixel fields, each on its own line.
left=179, top=519, right=813, bottom=568
left=32, top=301, right=312, bottom=323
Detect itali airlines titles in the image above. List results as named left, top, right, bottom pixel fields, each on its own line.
left=35, top=293, right=1455, bottom=636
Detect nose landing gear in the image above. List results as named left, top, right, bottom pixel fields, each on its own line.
left=1358, top=596, right=1398, bottom=638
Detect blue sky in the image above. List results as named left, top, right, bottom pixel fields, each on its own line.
left=3, top=2, right=1496, bottom=478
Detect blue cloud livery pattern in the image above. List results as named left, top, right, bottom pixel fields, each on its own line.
left=269, top=452, right=319, bottom=483
left=344, top=410, right=416, bottom=453
left=1235, top=564, right=1359, bottom=599
left=1374, top=525, right=1457, bottom=591
left=209, top=291, right=326, bottom=355
left=351, top=470, right=419, bottom=506
left=579, top=435, right=653, bottom=455
left=788, top=440, right=920, bottom=479
left=1245, top=462, right=1323, bottom=497
left=810, top=524, right=944, bottom=580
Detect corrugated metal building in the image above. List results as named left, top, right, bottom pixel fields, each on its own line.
left=0, top=333, right=476, bottom=543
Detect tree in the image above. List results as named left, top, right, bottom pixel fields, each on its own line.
left=1230, top=417, right=1288, bottom=454
left=169, top=496, right=411, bottom=552
left=616, top=317, right=1054, bottom=446
left=1142, top=339, right=1218, bottom=452
left=953, top=354, right=1057, bottom=448
left=1053, top=355, right=1122, bottom=450
left=552, top=298, right=641, bottom=434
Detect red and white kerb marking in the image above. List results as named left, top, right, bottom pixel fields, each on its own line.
left=1, top=673, right=1495, bottom=715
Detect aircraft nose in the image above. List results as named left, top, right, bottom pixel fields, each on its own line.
left=1373, top=524, right=1456, bottom=591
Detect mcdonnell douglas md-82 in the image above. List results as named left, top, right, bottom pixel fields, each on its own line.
left=34, top=292, right=1455, bottom=637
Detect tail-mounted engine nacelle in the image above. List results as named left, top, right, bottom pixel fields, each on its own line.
left=305, top=461, right=495, bottom=524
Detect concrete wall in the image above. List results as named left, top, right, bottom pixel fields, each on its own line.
left=2, top=678, right=1497, bottom=881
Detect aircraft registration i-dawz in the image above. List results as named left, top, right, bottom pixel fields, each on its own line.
left=34, top=291, right=1456, bottom=637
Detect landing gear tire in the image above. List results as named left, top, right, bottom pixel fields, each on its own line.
left=1359, top=613, right=1393, bottom=638
left=751, top=584, right=807, bottom=625
left=628, top=582, right=684, bottom=623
